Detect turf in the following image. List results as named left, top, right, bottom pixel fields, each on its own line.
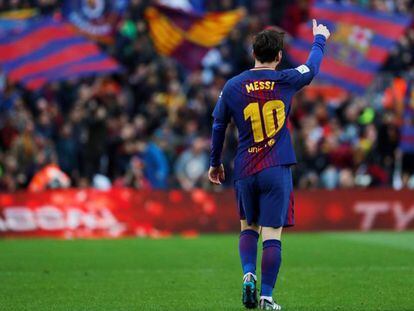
left=0, top=232, right=413, bottom=311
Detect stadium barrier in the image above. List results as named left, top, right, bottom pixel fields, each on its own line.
left=0, top=189, right=413, bottom=238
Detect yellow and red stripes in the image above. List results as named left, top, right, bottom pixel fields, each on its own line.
left=145, top=6, right=245, bottom=56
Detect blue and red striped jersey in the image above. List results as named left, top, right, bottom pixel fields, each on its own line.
left=210, top=35, right=326, bottom=181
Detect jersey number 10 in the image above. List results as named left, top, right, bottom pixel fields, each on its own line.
left=243, top=100, right=286, bottom=143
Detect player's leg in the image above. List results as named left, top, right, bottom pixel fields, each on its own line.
left=259, top=226, right=283, bottom=310
left=239, top=220, right=260, bottom=309
left=235, top=177, right=260, bottom=308
left=240, top=219, right=260, bottom=277
left=256, top=165, right=294, bottom=310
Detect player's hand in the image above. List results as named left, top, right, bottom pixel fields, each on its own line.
left=312, top=19, right=330, bottom=39
left=208, top=164, right=225, bottom=185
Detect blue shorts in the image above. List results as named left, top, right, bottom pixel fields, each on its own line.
left=234, top=165, right=294, bottom=228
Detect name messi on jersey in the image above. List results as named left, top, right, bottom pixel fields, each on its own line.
left=245, top=81, right=275, bottom=93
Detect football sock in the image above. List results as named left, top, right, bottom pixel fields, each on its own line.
left=260, top=296, right=273, bottom=302
left=261, top=239, right=282, bottom=297
left=239, top=229, right=259, bottom=275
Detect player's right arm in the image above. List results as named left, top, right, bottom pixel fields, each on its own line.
left=283, top=19, right=330, bottom=90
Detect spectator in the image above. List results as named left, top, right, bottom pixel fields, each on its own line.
left=399, top=117, right=414, bottom=185
left=136, top=140, right=169, bottom=189
left=28, top=163, right=70, bottom=192
left=175, top=138, right=209, bottom=190
left=56, top=123, right=79, bottom=177
left=114, top=156, right=152, bottom=190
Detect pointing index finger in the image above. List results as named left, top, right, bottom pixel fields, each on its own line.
left=313, top=19, right=317, bottom=28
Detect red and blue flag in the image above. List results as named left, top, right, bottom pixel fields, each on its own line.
left=287, top=1, right=412, bottom=93
left=62, top=0, right=129, bottom=44
left=0, top=18, right=121, bottom=90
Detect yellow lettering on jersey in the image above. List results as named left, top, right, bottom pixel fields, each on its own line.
left=245, top=81, right=275, bottom=93
left=246, top=83, right=255, bottom=93
left=259, top=81, right=264, bottom=90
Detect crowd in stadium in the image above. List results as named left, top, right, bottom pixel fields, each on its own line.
left=0, top=0, right=414, bottom=191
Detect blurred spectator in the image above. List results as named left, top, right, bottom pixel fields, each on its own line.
left=28, top=163, right=70, bottom=192
left=399, top=117, right=414, bottom=184
left=137, top=140, right=169, bottom=189
left=114, top=155, right=152, bottom=190
left=56, top=123, right=79, bottom=177
left=175, top=138, right=209, bottom=190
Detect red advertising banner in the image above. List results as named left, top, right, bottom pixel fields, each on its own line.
left=0, top=189, right=413, bottom=238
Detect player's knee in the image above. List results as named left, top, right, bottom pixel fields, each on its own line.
left=262, top=226, right=282, bottom=241
left=240, top=220, right=260, bottom=233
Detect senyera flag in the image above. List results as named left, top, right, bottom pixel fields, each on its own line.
left=145, top=4, right=245, bottom=70
left=287, top=0, right=412, bottom=93
left=0, top=18, right=121, bottom=90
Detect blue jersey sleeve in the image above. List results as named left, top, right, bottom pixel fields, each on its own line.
left=281, top=34, right=326, bottom=90
left=210, top=85, right=231, bottom=167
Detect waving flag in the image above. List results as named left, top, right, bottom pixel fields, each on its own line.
left=145, top=5, right=245, bottom=69
left=0, top=18, right=120, bottom=90
left=287, top=1, right=412, bottom=93
left=63, top=0, right=129, bottom=44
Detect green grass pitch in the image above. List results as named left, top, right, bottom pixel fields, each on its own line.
left=1, top=232, right=413, bottom=310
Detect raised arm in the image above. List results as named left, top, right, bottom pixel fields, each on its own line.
left=306, top=19, right=330, bottom=75
left=283, top=19, right=330, bottom=89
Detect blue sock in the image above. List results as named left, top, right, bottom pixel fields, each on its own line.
left=239, top=229, right=259, bottom=275
left=261, top=239, right=282, bottom=297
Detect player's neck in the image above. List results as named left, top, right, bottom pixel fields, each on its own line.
left=252, top=60, right=278, bottom=70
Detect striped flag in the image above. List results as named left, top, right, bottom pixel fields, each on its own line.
left=145, top=5, right=245, bottom=69
left=287, top=1, right=412, bottom=93
left=62, top=0, right=129, bottom=44
left=0, top=18, right=121, bottom=90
